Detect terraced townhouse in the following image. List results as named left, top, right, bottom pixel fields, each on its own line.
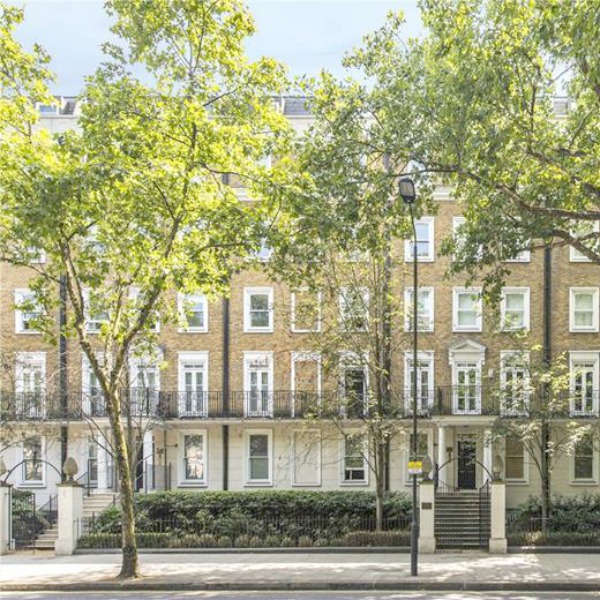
left=1, top=96, right=598, bottom=544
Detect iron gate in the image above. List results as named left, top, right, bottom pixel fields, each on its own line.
left=10, top=490, right=58, bottom=550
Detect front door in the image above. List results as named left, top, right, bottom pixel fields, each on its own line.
left=457, top=435, right=476, bottom=489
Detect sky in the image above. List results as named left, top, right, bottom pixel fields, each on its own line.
left=8, top=0, right=423, bottom=95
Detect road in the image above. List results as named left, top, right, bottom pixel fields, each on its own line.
left=2, top=592, right=600, bottom=600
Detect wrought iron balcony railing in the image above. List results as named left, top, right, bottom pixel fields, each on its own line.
left=2, top=387, right=599, bottom=421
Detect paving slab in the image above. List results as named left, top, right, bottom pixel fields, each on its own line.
left=1, top=552, right=600, bottom=592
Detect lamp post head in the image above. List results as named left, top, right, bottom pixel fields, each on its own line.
left=399, top=177, right=416, bottom=205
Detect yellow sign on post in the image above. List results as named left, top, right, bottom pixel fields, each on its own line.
left=408, top=460, right=423, bottom=475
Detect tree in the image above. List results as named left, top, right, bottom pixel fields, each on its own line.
left=327, top=0, right=600, bottom=292
left=0, top=0, right=288, bottom=578
left=287, top=249, right=413, bottom=530
left=264, top=80, right=437, bottom=529
left=489, top=347, right=600, bottom=528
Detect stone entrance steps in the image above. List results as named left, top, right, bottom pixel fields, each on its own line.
left=27, top=492, right=116, bottom=551
left=435, top=490, right=490, bottom=550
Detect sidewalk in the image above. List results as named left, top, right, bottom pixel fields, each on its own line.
left=1, top=551, right=600, bottom=592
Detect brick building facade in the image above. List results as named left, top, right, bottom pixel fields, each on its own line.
left=1, top=97, right=598, bottom=511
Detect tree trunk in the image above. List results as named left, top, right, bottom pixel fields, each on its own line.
left=375, top=441, right=386, bottom=531
left=108, top=392, right=140, bottom=579
left=540, top=422, right=551, bottom=531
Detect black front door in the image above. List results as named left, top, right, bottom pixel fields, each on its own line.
left=457, top=435, right=476, bottom=489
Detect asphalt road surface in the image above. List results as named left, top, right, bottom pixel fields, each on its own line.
left=2, top=592, right=600, bottom=600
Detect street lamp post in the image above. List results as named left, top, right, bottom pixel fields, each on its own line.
left=399, top=176, right=419, bottom=577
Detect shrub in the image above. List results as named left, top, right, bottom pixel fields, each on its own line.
left=82, top=490, right=411, bottom=549
left=509, top=493, right=600, bottom=534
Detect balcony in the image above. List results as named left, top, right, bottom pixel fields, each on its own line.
left=430, top=386, right=501, bottom=416
left=0, top=393, right=64, bottom=421
left=2, top=388, right=599, bottom=422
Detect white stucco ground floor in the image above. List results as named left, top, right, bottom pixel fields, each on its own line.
left=1, top=418, right=598, bottom=508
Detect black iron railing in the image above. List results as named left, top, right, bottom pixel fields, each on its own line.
left=2, top=387, right=599, bottom=421
left=76, top=514, right=411, bottom=549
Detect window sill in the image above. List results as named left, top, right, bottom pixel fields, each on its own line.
left=16, top=331, right=42, bottom=335
left=244, top=481, right=273, bottom=487
left=178, top=481, right=207, bottom=488
left=569, top=328, right=599, bottom=333
left=18, top=482, right=46, bottom=488
left=341, top=481, right=369, bottom=487
left=452, top=327, right=483, bottom=333
left=571, top=480, right=599, bottom=486
left=291, top=482, right=322, bottom=488
left=506, top=479, right=529, bottom=486
left=177, top=328, right=208, bottom=334
left=243, top=328, right=274, bottom=334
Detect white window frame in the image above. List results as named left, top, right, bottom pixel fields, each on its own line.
left=82, top=355, right=106, bottom=416
left=570, top=288, right=599, bottom=332
left=178, top=292, right=208, bottom=333
left=569, top=352, right=599, bottom=417
left=504, top=436, right=529, bottom=484
left=404, top=287, right=434, bottom=332
left=452, top=287, right=483, bottom=332
left=570, top=220, right=600, bottom=263
left=257, top=153, right=272, bottom=169
left=403, top=351, right=435, bottom=414
left=178, top=352, right=209, bottom=417
left=35, top=102, right=59, bottom=115
left=405, top=217, right=434, bottom=262
left=291, top=288, right=322, bottom=333
left=130, top=288, right=160, bottom=333
left=452, top=217, right=483, bottom=261
left=178, top=430, right=208, bottom=487
left=505, top=246, right=531, bottom=263
left=244, top=429, right=273, bottom=486
left=27, top=247, right=46, bottom=264
left=244, top=287, right=274, bottom=333
left=500, top=351, right=530, bottom=416
left=449, top=341, right=486, bottom=416
left=339, top=352, right=369, bottom=418
left=571, top=433, right=598, bottom=485
left=290, top=351, right=322, bottom=418
left=339, top=286, right=369, bottom=332
left=501, top=287, right=530, bottom=331
left=84, top=289, right=109, bottom=334
left=21, top=435, right=46, bottom=487
left=15, top=352, right=46, bottom=418
left=243, top=352, right=274, bottom=417
left=129, top=353, right=161, bottom=415
left=340, top=433, right=369, bottom=486
left=14, top=289, right=42, bottom=334
left=291, top=429, right=322, bottom=487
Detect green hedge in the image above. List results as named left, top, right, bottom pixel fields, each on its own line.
left=509, top=493, right=600, bottom=534
left=78, top=529, right=412, bottom=550
left=83, top=491, right=411, bottom=549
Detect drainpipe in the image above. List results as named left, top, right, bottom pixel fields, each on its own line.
left=543, top=244, right=552, bottom=365
left=541, top=242, right=552, bottom=520
left=59, top=274, right=68, bottom=481
left=222, top=296, right=230, bottom=491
